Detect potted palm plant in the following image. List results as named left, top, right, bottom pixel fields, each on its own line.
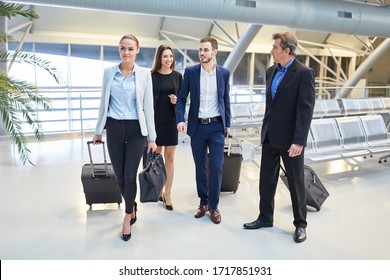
left=0, top=1, right=61, bottom=165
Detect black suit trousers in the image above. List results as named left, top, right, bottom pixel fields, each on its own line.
left=259, top=142, right=307, bottom=228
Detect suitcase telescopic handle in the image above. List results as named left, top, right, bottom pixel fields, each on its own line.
left=227, top=135, right=233, bottom=156
left=86, top=141, right=109, bottom=178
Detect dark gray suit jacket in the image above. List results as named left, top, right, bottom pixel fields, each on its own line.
left=261, top=59, right=315, bottom=149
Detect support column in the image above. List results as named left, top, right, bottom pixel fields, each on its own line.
left=337, top=38, right=390, bottom=98
left=0, top=16, right=7, bottom=72
left=0, top=16, right=8, bottom=136
left=223, top=24, right=262, bottom=74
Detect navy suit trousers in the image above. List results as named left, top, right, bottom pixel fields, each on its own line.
left=190, top=120, right=225, bottom=209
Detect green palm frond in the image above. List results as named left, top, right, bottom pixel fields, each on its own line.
left=0, top=2, right=39, bottom=19
left=0, top=50, right=62, bottom=84
left=0, top=33, right=13, bottom=44
left=0, top=72, right=50, bottom=165
left=0, top=1, right=60, bottom=165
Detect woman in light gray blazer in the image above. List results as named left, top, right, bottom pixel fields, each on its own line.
left=93, top=34, right=157, bottom=241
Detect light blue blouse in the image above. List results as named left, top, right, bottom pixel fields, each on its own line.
left=107, top=66, right=138, bottom=120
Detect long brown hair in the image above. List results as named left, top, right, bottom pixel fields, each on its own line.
left=151, top=44, right=175, bottom=73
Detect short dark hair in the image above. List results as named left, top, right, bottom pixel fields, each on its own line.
left=200, top=36, right=218, bottom=50
left=119, top=34, right=139, bottom=48
left=151, top=44, right=175, bottom=73
left=272, top=32, right=298, bottom=56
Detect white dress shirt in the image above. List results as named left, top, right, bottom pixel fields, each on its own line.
left=198, top=65, right=220, bottom=118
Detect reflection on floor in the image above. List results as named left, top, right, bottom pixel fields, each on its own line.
left=1, top=129, right=390, bottom=260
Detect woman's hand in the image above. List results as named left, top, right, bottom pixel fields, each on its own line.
left=168, top=94, right=177, bottom=104
left=92, top=134, right=102, bottom=144
left=147, top=141, right=157, bottom=152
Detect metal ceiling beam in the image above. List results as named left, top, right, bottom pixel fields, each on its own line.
left=223, top=24, right=262, bottom=74
left=5, top=0, right=390, bottom=37
left=337, top=37, right=390, bottom=97
left=212, top=21, right=236, bottom=45
left=159, top=31, right=194, bottom=64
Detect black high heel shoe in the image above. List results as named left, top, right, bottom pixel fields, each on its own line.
left=162, top=194, right=173, bottom=211
left=121, top=219, right=132, bottom=241
left=130, top=202, right=137, bottom=225
left=121, top=232, right=131, bottom=241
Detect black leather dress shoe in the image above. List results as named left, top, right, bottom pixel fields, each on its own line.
left=243, top=219, right=273, bottom=230
left=293, top=227, right=307, bottom=243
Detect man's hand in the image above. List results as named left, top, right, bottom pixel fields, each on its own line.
left=177, top=122, right=186, bottom=133
left=288, top=144, right=303, bottom=157
left=225, top=127, right=231, bottom=138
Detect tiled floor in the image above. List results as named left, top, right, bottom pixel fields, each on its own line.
left=1, top=130, right=390, bottom=260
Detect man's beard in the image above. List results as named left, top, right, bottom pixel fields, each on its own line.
left=200, top=56, right=212, bottom=64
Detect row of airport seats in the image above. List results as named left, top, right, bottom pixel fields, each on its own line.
left=307, top=114, right=390, bottom=163
left=230, top=97, right=390, bottom=131
left=233, top=97, right=390, bottom=166
left=313, top=97, right=390, bottom=119
left=230, top=102, right=265, bottom=130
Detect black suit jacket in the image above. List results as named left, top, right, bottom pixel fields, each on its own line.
left=261, top=59, right=315, bottom=149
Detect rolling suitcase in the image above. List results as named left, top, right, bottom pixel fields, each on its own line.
left=81, top=141, right=122, bottom=206
left=221, top=136, right=243, bottom=193
left=280, top=164, right=329, bottom=211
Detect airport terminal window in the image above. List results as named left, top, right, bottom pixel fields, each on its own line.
left=7, top=40, right=355, bottom=135
left=137, top=47, right=155, bottom=68
left=8, top=42, right=35, bottom=86
left=295, top=55, right=306, bottom=64
left=70, top=45, right=102, bottom=87
left=327, top=56, right=336, bottom=78
left=7, top=41, right=33, bottom=52
left=173, top=50, right=184, bottom=73
left=309, top=56, right=321, bottom=77
left=35, top=43, right=69, bottom=87
left=103, top=46, right=120, bottom=63
left=341, top=57, right=350, bottom=74
left=254, top=53, right=268, bottom=85
left=216, top=51, right=229, bottom=66
left=187, top=50, right=199, bottom=63
left=233, top=53, right=250, bottom=85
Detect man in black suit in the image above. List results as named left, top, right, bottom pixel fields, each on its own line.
left=243, top=32, right=315, bottom=243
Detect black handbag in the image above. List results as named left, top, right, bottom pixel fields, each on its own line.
left=138, top=152, right=167, bottom=203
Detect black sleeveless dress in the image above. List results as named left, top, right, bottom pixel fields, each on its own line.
left=152, top=71, right=182, bottom=146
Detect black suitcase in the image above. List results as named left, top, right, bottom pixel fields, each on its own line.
left=81, top=141, right=122, bottom=206
left=221, top=136, right=243, bottom=193
left=280, top=164, right=329, bottom=211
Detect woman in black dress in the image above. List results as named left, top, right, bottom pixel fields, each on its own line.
left=151, top=45, right=182, bottom=211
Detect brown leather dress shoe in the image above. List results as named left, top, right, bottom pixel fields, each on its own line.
left=194, top=205, right=208, bottom=218
left=209, top=209, right=221, bottom=224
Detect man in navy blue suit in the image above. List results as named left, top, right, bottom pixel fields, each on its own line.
left=176, top=36, right=231, bottom=224
left=243, top=32, right=315, bottom=243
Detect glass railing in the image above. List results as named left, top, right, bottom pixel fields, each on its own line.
left=14, top=85, right=390, bottom=136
